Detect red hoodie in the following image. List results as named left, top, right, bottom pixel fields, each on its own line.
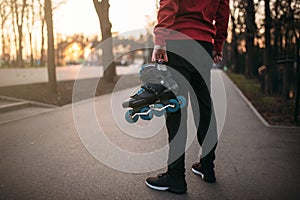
left=154, top=0, right=230, bottom=52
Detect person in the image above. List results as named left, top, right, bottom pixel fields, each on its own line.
left=145, top=0, right=230, bottom=194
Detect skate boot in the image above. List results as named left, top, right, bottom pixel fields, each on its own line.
left=122, top=83, right=186, bottom=123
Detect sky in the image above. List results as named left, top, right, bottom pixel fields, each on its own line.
left=54, top=0, right=157, bottom=36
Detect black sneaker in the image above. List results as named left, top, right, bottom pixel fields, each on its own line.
left=191, top=162, right=216, bottom=183
left=145, top=172, right=187, bottom=194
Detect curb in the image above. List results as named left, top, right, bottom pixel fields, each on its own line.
left=0, top=95, right=57, bottom=109
left=0, top=95, right=57, bottom=125
left=0, top=101, right=31, bottom=113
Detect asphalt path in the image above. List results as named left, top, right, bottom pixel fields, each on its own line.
left=0, top=71, right=299, bottom=200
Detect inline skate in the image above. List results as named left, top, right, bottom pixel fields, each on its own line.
left=122, top=63, right=186, bottom=123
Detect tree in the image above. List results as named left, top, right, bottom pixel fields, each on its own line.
left=93, top=0, right=116, bottom=82
left=295, top=36, right=300, bottom=123
left=0, top=1, right=10, bottom=60
left=264, top=0, right=272, bottom=94
left=245, top=0, right=256, bottom=79
left=10, top=0, right=20, bottom=66
left=230, top=0, right=247, bottom=73
left=39, top=0, right=45, bottom=66
left=45, top=0, right=57, bottom=93
left=10, top=0, right=27, bottom=67
left=26, top=0, right=35, bottom=67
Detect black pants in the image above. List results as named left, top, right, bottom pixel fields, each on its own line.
left=165, top=40, right=218, bottom=175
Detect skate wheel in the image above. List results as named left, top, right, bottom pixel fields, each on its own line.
left=153, top=104, right=166, bottom=117
left=167, top=99, right=180, bottom=113
left=140, top=107, right=153, bottom=120
left=177, top=96, right=187, bottom=108
left=125, top=110, right=138, bottom=123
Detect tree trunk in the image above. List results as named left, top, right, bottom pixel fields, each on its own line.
left=45, top=0, right=57, bottom=93
left=273, top=0, right=280, bottom=61
left=27, top=1, right=34, bottom=67
left=17, top=0, right=27, bottom=67
left=264, top=0, right=272, bottom=94
left=29, top=31, right=34, bottom=66
left=273, top=24, right=280, bottom=94
left=0, top=2, right=9, bottom=60
left=11, top=1, right=19, bottom=66
left=245, top=0, right=255, bottom=79
left=40, top=18, right=45, bottom=66
left=282, top=27, right=292, bottom=100
left=294, top=37, right=300, bottom=123
left=17, top=25, right=24, bottom=67
left=1, top=23, right=6, bottom=59
left=93, top=0, right=116, bottom=82
left=230, top=14, right=239, bottom=72
left=39, top=1, right=45, bottom=66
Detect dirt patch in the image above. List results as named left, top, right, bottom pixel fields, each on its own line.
left=0, top=75, right=140, bottom=106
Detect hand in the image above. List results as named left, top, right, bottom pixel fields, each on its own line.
left=213, top=51, right=223, bottom=64
left=152, top=45, right=168, bottom=63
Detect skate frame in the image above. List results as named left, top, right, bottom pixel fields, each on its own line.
left=131, top=104, right=176, bottom=118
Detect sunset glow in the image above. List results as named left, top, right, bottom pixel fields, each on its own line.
left=54, top=0, right=157, bottom=36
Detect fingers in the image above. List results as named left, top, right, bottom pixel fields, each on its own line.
left=164, top=52, right=168, bottom=62
left=213, top=51, right=223, bottom=64
left=213, top=55, right=222, bottom=64
left=151, top=50, right=156, bottom=62
left=151, top=49, right=168, bottom=62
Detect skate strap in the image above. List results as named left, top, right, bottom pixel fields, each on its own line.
left=142, top=83, right=167, bottom=94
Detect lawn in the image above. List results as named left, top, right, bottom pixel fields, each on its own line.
left=227, top=72, right=299, bottom=127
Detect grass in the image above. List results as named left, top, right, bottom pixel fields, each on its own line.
left=0, top=74, right=140, bottom=107
left=227, top=71, right=299, bottom=127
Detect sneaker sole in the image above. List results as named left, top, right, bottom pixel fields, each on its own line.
left=145, top=181, right=169, bottom=191
left=191, top=168, right=204, bottom=179
left=192, top=168, right=216, bottom=183
left=145, top=181, right=186, bottom=194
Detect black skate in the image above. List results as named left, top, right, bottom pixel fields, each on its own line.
left=122, top=83, right=186, bottom=123
left=122, top=63, right=186, bottom=123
